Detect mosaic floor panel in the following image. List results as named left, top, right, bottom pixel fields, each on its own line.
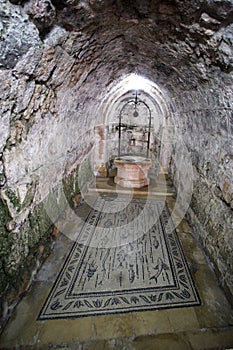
left=38, top=196, right=200, bottom=320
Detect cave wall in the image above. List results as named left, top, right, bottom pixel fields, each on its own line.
left=0, top=0, right=232, bottom=319
left=0, top=1, right=97, bottom=317
left=170, top=79, right=233, bottom=299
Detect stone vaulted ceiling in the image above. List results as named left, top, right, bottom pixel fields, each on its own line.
left=2, top=0, right=233, bottom=90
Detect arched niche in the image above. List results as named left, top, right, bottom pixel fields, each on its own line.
left=93, top=74, right=176, bottom=176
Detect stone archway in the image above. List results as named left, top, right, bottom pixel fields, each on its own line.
left=92, top=74, right=175, bottom=176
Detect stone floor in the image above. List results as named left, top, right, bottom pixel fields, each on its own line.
left=0, top=171, right=233, bottom=350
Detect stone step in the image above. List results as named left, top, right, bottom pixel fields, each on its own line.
left=87, top=176, right=176, bottom=198
left=88, top=187, right=176, bottom=197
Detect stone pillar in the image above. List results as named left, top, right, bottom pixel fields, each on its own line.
left=93, top=125, right=108, bottom=177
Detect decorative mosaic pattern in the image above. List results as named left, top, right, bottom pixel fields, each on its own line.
left=38, top=197, right=200, bottom=320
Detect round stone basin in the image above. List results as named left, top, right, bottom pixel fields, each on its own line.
left=114, top=156, right=152, bottom=188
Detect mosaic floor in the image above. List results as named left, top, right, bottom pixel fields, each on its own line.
left=38, top=197, right=200, bottom=320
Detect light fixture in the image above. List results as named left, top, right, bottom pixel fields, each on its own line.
left=133, top=110, right=138, bottom=118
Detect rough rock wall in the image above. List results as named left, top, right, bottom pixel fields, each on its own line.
left=0, top=0, right=232, bottom=320
left=170, top=78, right=233, bottom=300
left=0, top=1, right=97, bottom=319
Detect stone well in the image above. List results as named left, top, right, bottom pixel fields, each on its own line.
left=114, top=156, right=152, bottom=188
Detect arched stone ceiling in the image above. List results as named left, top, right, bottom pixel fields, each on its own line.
left=4, top=0, right=233, bottom=92
left=99, top=74, right=169, bottom=130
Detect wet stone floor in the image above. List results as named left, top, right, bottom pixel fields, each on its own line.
left=0, top=174, right=233, bottom=350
